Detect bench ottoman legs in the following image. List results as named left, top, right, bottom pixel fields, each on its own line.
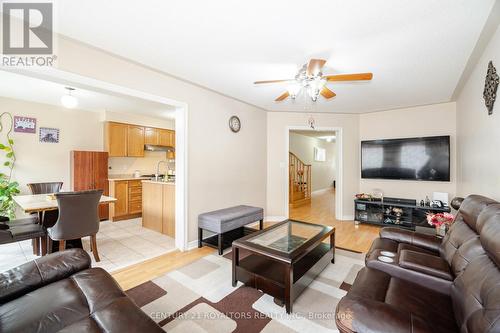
left=198, top=228, right=224, bottom=255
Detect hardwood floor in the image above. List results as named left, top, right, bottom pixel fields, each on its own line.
left=112, top=246, right=215, bottom=290
left=112, top=187, right=379, bottom=290
left=289, top=187, right=380, bottom=253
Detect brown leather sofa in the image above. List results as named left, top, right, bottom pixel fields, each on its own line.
left=336, top=196, right=500, bottom=333
left=364, top=195, right=497, bottom=294
left=0, top=249, right=163, bottom=333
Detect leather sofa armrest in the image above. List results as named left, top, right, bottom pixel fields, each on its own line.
left=380, top=227, right=441, bottom=253
left=399, top=250, right=453, bottom=281
left=336, top=295, right=431, bottom=333
left=0, top=248, right=91, bottom=304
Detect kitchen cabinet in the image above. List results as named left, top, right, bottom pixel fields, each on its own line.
left=142, top=181, right=175, bottom=237
left=144, top=127, right=175, bottom=147
left=145, top=127, right=158, bottom=145
left=109, top=179, right=143, bottom=221
left=70, top=151, right=109, bottom=220
left=127, top=125, right=145, bottom=157
left=158, top=129, right=174, bottom=147
left=104, top=122, right=145, bottom=157
left=105, top=122, right=128, bottom=157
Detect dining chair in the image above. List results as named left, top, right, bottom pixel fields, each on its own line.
left=0, top=217, right=47, bottom=255
left=26, top=182, right=63, bottom=255
left=47, top=190, right=102, bottom=262
left=27, top=182, right=64, bottom=195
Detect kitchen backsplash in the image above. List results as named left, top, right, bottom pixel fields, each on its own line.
left=108, top=151, right=175, bottom=176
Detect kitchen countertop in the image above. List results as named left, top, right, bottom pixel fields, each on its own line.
left=141, top=180, right=175, bottom=185
left=108, top=175, right=151, bottom=181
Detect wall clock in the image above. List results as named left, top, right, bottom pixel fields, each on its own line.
left=229, top=116, right=241, bottom=133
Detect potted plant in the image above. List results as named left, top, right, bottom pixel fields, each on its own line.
left=0, top=112, right=20, bottom=221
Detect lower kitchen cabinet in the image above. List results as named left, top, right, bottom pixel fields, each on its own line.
left=142, top=181, right=175, bottom=237
left=109, top=179, right=143, bottom=221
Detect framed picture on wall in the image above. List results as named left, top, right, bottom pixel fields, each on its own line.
left=14, top=116, right=36, bottom=133
left=314, top=147, right=326, bottom=162
left=39, top=127, right=60, bottom=143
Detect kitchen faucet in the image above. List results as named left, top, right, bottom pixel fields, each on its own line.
left=155, top=160, right=168, bottom=181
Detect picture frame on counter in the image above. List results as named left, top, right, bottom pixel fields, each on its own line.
left=14, top=116, right=36, bottom=133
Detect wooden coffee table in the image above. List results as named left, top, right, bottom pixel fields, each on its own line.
left=231, top=219, right=335, bottom=313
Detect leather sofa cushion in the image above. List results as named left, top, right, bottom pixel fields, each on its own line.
left=336, top=267, right=457, bottom=333
left=0, top=267, right=163, bottom=333
left=399, top=249, right=453, bottom=281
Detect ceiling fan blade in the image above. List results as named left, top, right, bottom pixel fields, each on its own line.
left=325, top=73, right=373, bottom=81
left=320, top=86, right=336, bottom=99
left=254, top=79, right=294, bottom=84
left=275, top=91, right=290, bottom=101
left=306, top=59, right=327, bottom=77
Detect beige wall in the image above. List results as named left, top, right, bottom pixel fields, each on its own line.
left=456, top=25, right=500, bottom=200
left=289, top=132, right=336, bottom=192
left=0, top=96, right=102, bottom=195
left=55, top=37, right=267, bottom=243
left=267, top=112, right=359, bottom=219
left=359, top=103, right=457, bottom=203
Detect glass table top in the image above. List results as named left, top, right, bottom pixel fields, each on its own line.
left=246, top=221, right=325, bottom=253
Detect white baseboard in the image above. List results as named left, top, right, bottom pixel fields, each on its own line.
left=311, top=187, right=332, bottom=195
left=187, top=215, right=286, bottom=251
left=265, top=216, right=287, bottom=222
left=340, top=215, right=355, bottom=221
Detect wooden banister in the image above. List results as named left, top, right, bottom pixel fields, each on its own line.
left=289, top=152, right=311, bottom=205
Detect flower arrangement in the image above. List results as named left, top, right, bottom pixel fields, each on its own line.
left=426, top=212, right=455, bottom=228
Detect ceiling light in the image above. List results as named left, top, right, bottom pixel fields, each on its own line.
left=61, top=87, right=78, bottom=108
left=287, top=83, right=301, bottom=99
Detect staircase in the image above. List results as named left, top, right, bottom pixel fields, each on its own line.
left=289, top=152, right=311, bottom=208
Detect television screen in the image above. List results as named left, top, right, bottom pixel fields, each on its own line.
left=361, top=136, right=450, bottom=181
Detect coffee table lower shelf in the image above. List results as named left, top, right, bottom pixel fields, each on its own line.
left=232, top=242, right=333, bottom=313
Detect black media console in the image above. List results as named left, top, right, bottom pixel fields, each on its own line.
left=354, top=197, right=451, bottom=230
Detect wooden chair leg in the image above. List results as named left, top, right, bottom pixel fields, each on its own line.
left=59, top=240, right=66, bottom=252
left=40, top=236, right=47, bottom=256
left=91, top=234, right=100, bottom=262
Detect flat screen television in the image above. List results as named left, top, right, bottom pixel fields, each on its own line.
left=361, top=136, right=450, bottom=181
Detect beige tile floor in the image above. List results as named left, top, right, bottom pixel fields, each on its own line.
left=0, top=218, right=176, bottom=273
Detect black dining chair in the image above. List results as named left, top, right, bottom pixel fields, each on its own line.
left=26, top=182, right=63, bottom=255
left=47, top=190, right=102, bottom=262
left=0, top=216, right=47, bottom=255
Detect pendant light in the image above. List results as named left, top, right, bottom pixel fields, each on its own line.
left=61, top=87, right=78, bottom=109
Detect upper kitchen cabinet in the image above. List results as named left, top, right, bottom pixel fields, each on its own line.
left=127, top=125, right=145, bottom=157
left=104, top=121, right=145, bottom=157
left=104, top=122, right=128, bottom=157
left=158, top=129, right=175, bottom=147
left=145, top=127, right=175, bottom=147
left=144, top=127, right=159, bottom=145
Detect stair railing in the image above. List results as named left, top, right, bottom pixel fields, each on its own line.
left=289, top=152, right=311, bottom=204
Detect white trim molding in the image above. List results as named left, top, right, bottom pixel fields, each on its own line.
left=285, top=126, right=344, bottom=220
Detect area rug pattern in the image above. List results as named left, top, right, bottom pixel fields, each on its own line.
left=126, top=248, right=365, bottom=333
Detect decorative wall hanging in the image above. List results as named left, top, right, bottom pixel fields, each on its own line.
left=229, top=115, right=241, bottom=133
left=13, top=116, right=36, bottom=133
left=308, top=115, right=315, bottom=129
left=483, top=61, right=499, bottom=115
left=39, top=127, right=59, bottom=143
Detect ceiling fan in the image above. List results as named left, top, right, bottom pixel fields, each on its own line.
left=254, top=59, right=373, bottom=102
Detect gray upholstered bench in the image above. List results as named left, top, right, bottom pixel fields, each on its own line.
left=198, top=205, right=264, bottom=255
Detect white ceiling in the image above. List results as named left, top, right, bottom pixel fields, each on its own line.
left=0, top=71, right=176, bottom=118
left=52, top=0, right=495, bottom=113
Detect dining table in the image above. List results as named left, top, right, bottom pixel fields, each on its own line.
left=13, top=193, right=117, bottom=253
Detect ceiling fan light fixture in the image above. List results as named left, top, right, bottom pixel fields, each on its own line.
left=287, top=83, right=301, bottom=99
